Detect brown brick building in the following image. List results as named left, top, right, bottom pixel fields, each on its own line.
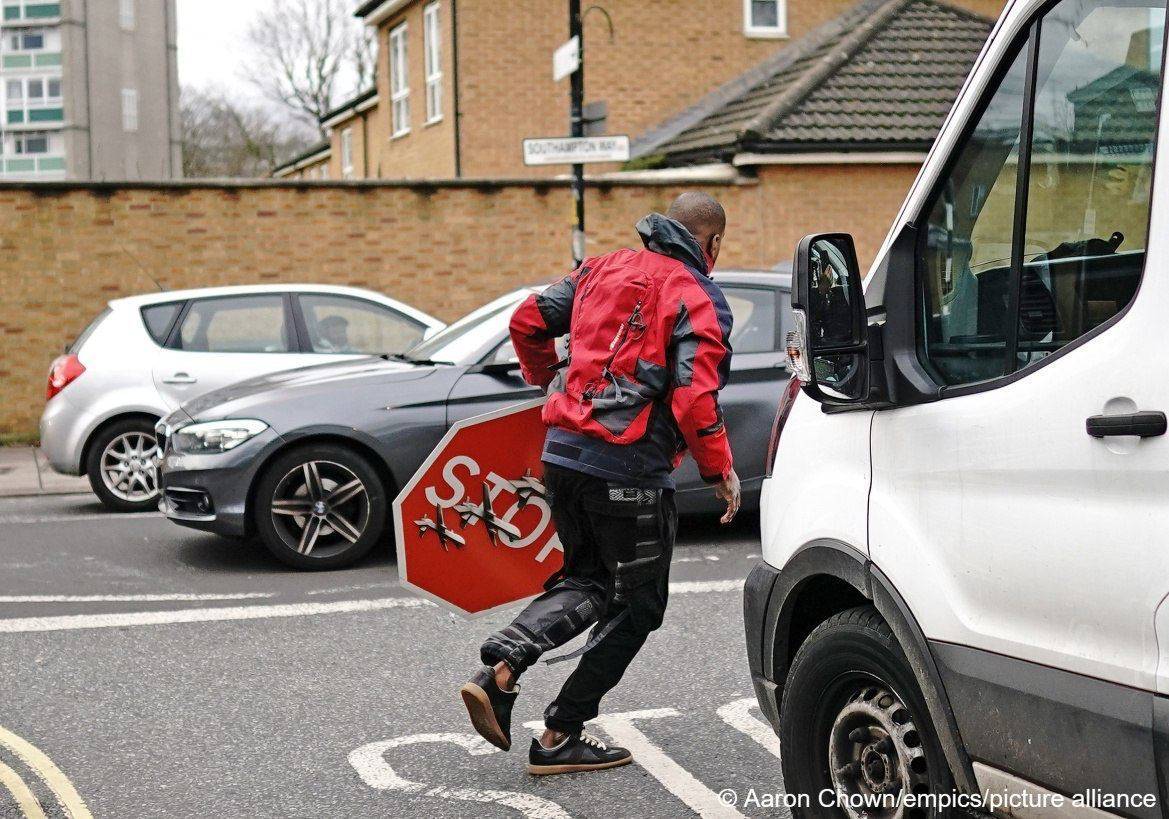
left=275, top=0, right=1005, bottom=180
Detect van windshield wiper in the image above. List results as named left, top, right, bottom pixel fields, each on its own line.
left=381, top=352, right=454, bottom=366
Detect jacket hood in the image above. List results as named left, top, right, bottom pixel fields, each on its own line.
left=636, top=213, right=710, bottom=275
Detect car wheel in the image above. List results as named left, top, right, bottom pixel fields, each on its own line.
left=252, top=443, right=387, bottom=570
left=779, top=605, right=956, bottom=818
left=86, top=417, right=160, bottom=512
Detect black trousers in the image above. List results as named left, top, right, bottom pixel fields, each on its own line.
left=480, top=463, right=678, bottom=734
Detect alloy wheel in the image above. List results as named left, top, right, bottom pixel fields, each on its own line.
left=100, top=431, right=160, bottom=503
left=269, top=460, right=370, bottom=558
left=827, top=682, right=931, bottom=819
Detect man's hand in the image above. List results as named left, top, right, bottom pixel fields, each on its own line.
left=715, top=469, right=741, bottom=525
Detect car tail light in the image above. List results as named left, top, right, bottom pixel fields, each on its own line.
left=765, top=376, right=802, bottom=479
left=46, top=354, right=85, bottom=401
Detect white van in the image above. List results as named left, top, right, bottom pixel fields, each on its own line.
left=746, top=0, right=1169, bottom=813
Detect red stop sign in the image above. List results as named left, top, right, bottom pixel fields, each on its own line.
left=393, top=399, right=563, bottom=616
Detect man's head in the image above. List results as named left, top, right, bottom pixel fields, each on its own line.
left=319, top=315, right=350, bottom=349
left=666, top=191, right=726, bottom=268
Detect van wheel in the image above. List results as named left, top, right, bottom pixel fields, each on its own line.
left=780, top=605, right=955, bottom=817
left=86, top=417, right=160, bottom=512
left=252, top=443, right=387, bottom=570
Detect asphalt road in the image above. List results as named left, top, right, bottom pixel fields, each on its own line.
left=0, top=494, right=791, bottom=819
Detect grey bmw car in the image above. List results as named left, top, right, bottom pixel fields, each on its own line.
left=158, top=272, right=791, bottom=569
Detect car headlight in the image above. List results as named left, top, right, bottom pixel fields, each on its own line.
left=172, top=419, right=268, bottom=455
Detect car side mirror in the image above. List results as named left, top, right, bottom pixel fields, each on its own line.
left=789, top=233, right=869, bottom=404
left=476, top=361, right=522, bottom=377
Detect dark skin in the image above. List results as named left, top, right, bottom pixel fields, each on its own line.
left=506, top=192, right=740, bottom=748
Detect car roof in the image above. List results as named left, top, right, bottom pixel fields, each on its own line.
left=106, top=284, right=443, bottom=328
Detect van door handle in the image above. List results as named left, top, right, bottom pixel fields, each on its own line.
left=1086, top=411, right=1167, bottom=438
left=162, top=373, right=197, bottom=385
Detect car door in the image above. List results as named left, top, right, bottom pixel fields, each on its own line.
left=293, top=292, right=430, bottom=358
left=867, top=0, right=1168, bottom=799
left=674, top=282, right=789, bottom=506
left=151, top=293, right=308, bottom=409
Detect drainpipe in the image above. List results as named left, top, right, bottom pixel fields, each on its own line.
left=451, top=0, right=462, bottom=177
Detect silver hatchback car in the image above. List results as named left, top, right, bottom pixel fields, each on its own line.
left=40, top=284, right=443, bottom=512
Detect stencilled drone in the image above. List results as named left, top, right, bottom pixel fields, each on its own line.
left=414, top=469, right=547, bottom=551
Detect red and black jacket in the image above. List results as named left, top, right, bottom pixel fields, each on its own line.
left=510, top=213, right=734, bottom=488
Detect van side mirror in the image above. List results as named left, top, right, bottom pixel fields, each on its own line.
left=789, top=233, right=869, bottom=404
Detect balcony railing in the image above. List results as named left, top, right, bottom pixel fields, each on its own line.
left=0, top=154, right=65, bottom=176
left=6, top=104, right=63, bottom=125
left=2, top=3, right=61, bottom=23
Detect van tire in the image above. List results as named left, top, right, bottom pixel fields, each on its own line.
left=779, top=605, right=956, bottom=817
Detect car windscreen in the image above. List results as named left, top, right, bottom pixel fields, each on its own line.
left=405, top=292, right=528, bottom=365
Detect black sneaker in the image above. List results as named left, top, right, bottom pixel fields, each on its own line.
left=460, top=665, right=519, bottom=751
left=526, top=731, right=633, bottom=775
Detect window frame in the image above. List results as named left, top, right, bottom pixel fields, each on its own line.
left=911, top=0, right=1169, bottom=400
left=119, top=0, right=134, bottom=30
left=121, top=87, right=138, bottom=132
left=743, top=0, right=787, bottom=39
left=164, top=293, right=298, bottom=354
left=340, top=127, right=354, bottom=178
left=423, top=1, right=443, bottom=124
left=389, top=21, right=410, bottom=137
left=290, top=292, right=428, bottom=355
left=139, top=300, right=186, bottom=346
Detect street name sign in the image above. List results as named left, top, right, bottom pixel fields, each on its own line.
left=522, top=135, right=630, bottom=166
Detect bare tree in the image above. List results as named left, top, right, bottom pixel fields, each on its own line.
left=181, top=87, right=317, bottom=178
left=242, top=0, right=376, bottom=135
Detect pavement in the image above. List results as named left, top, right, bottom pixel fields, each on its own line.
left=0, top=448, right=89, bottom=497
left=0, top=493, right=790, bottom=818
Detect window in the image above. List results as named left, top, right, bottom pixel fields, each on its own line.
left=47, top=77, right=59, bottom=98
left=122, top=88, right=138, bottom=132
left=744, top=0, right=786, bottom=37
left=27, top=77, right=42, bottom=100
left=6, top=79, right=20, bottom=101
left=14, top=132, right=48, bottom=154
left=176, top=296, right=291, bottom=353
left=423, top=2, right=442, bottom=123
left=919, top=0, right=1166, bottom=388
left=298, top=294, right=427, bottom=354
left=318, top=164, right=329, bottom=180
left=725, top=287, right=779, bottom=353
left=141, top=302, right=183, bottom=345
left=389, top=22, right=410, bottom=136
left=119, top=0, right=134, bottom=30
left=8, top=29, right=44, bottom=50
left=340, top=127, right=354, bottom=178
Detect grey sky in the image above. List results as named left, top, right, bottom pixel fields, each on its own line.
left=176, top=0, right=269, bottom=98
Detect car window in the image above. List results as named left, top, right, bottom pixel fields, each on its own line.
left=919, top=0, right=1165, bottom=387
left=140, top=302, right=183, bottom=345
left=299, top=293, right=426, bottom=355
left=725, top=287, right=778, bottom=353
left=176, top=295, right=291, bottom=353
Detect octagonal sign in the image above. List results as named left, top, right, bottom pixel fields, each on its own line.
left=392, top=398, right=563, bottom=616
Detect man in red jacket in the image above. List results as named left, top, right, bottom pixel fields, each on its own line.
left=460, top=192, right=740, bottom=775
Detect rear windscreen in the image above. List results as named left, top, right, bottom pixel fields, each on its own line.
left=69, top=308, right=112, bottom=354
left=140, top=302, right=184, bottom=345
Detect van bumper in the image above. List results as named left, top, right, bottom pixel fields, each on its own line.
left=743, top=561, right=782, bottom=731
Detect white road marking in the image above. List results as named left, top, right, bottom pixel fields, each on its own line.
left=0, top=596, right=433, bottom=634
left=668, top=579, right=744, bottom=594
left=0, top=725, right=91, bottom=819
left=533, top=709, right=745, bottom=819
left=672, top=555, right=721, bottom=564
left=717, top=697, right=781, bottom=760
left=350, top=733, right=570, bottom=819
left=0, top=512, right=162, bottom=525
left=0, top=593, right=274, bottom=603
left=0, top=759, right=45, bottom=819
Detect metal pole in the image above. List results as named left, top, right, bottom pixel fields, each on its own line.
left=569, top=0, right=585, bottom=267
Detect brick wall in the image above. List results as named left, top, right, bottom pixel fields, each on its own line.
left=0, top=162, right=918, bottom=435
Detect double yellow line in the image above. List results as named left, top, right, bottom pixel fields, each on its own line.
left=0, top=724, right=91, bottom=819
